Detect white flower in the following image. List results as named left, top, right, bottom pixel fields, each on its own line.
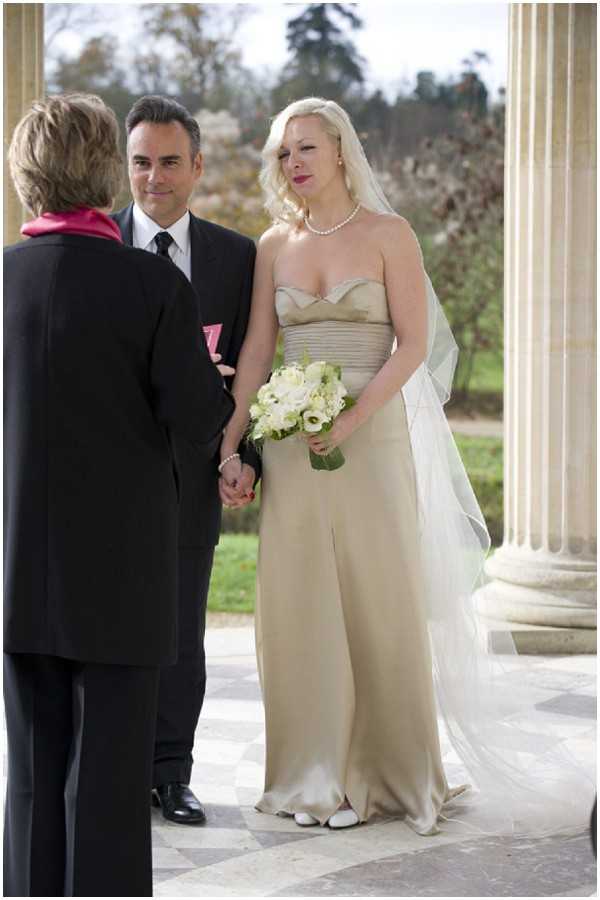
left=265, top=405, right=297, bottom=432
left=305, top=361, right=327, bottom=384
left=257, top=384, right=275, bottom=403
left=271, top=366, right=305, bottom=394
left=249, top=358, right=350, bottom=452
left=283, top=385, right=314, bottom=410
left=302, top=409, right=329, bottom=433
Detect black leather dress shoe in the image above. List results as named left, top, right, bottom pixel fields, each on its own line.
left=152, top=783, right=207, bottom=825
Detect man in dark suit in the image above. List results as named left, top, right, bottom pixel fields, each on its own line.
left=4, top=93, right=234, bottom=896
left=113, top=95, right=259, bottom=825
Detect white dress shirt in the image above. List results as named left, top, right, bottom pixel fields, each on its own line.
left=132, top=204, right=192, bottom=282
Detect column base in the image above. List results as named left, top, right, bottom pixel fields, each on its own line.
left=476, top=611, right=596, bottom=655
left=476, top=544, right=597, bottom=655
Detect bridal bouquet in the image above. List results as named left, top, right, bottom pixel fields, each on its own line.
left=249, top=359, right=354, bottom=471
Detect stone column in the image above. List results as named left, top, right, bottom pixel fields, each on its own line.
left=3, top=4, right=44, bottom=246
left=477, top=3, right=597, bottom=653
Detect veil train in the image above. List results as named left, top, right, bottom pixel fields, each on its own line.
left=352, top=138, right=594, bottom=837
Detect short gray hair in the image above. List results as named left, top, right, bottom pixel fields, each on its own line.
left=125, top=95, right=201, bottom=159
left=8, top=93, right=123, bottom=217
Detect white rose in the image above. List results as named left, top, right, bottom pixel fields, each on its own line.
left=271, top=382, right=295, bottom=402
left=285, top=385, right=313, bottom=410
left=272, top=366, right=304, bottom=393
left=268, top=404, right=299, bottom=432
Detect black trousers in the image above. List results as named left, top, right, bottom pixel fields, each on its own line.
left=153, top=546, right=214, bottom=787
left=3, top=652, right=159, bottom=897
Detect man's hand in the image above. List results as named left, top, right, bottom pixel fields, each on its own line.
left=211, top=352, right=235, bottom=378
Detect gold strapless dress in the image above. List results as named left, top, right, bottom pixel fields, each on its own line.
left=255, top=278, right=458, bottom=835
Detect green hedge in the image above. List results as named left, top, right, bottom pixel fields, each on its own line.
left=453, top=434, right=503, bottom=545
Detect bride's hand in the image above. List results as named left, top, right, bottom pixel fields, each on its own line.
left=305, top=408, right=361, bottom=456
left=219, top=454, right=242, bottom=489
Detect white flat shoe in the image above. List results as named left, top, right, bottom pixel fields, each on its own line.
left=294, top=812, right=319, bottom=827
left=327, top=808, right=359, bottom=829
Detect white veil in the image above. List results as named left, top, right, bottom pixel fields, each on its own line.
left=348, top=132, right=595, bottom=837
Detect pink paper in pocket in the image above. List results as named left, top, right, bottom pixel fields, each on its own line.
left=203, top=323, right=223, bottom=355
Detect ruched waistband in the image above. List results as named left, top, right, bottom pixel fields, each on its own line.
left=283, top=321, right=394, bottom=371
left=283, top=321, right=394, bottom=397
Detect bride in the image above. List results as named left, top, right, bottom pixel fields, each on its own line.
left=219, top=97, right=593, bottom=836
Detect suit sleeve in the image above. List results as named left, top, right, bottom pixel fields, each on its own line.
left=150, top=273, right=235, bottom=447
left=224, top=240, right=263, bottom=483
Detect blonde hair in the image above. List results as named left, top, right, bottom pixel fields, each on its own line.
left=8, top=93, right=123, bottom=216
left=260, top=97, right=393, bottom=226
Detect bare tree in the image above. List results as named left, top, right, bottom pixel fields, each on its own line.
left=134, top=4, right=254, bottom=109
left=44, top=3, right=105, bottom=54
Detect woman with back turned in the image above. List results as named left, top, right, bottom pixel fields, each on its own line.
left=3, top=93, right=233, bottom=896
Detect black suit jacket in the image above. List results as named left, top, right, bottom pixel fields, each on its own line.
left=3, top=234, right=234, bottom=666
left=113, top=205, right=259, bottom=548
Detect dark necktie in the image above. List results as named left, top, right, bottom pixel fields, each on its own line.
left=154, top=231, right=174, bottom=260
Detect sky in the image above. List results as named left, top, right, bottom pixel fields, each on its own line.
left=46, top=1, right=509, bottom=101
left=239, top=2, right=508, bottom=99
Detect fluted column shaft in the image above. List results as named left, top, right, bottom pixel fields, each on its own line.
left=479, top=3, right=596, bottom=639
left=3, top=4, right=44, bottom=246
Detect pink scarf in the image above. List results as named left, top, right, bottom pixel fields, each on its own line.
left=21, top=207, right=122, bottom=243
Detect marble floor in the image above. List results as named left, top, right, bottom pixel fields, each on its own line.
left=152, top=626, right=597, bottom=898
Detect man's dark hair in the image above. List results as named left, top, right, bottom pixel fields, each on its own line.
left=125, top=95, right=201, bottom=159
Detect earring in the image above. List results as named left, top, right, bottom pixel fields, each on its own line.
left=337, top=158, right=343, bottom=166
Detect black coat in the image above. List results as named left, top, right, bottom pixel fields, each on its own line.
left=3, top=233, right=234, bottom=666
left=112, top=205, right=259, bottom=547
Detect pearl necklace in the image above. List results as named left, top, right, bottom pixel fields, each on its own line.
left=304, top=203, right=361, bottom=236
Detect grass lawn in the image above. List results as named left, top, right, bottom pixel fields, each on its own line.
left=468, top=351, right=503, bottom=394
left=209, top=434, right=504, bottom=614
left=208, top=533, right=257, bottom=614
left=454, top=433, right=503, bottom=480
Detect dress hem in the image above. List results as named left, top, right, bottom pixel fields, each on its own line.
left=254, top=782, right=471, bottom=835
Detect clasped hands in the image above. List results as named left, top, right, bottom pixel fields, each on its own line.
left=219, top=457, right=256, bottom=509
left=210, top=352, right=256, bottom=509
